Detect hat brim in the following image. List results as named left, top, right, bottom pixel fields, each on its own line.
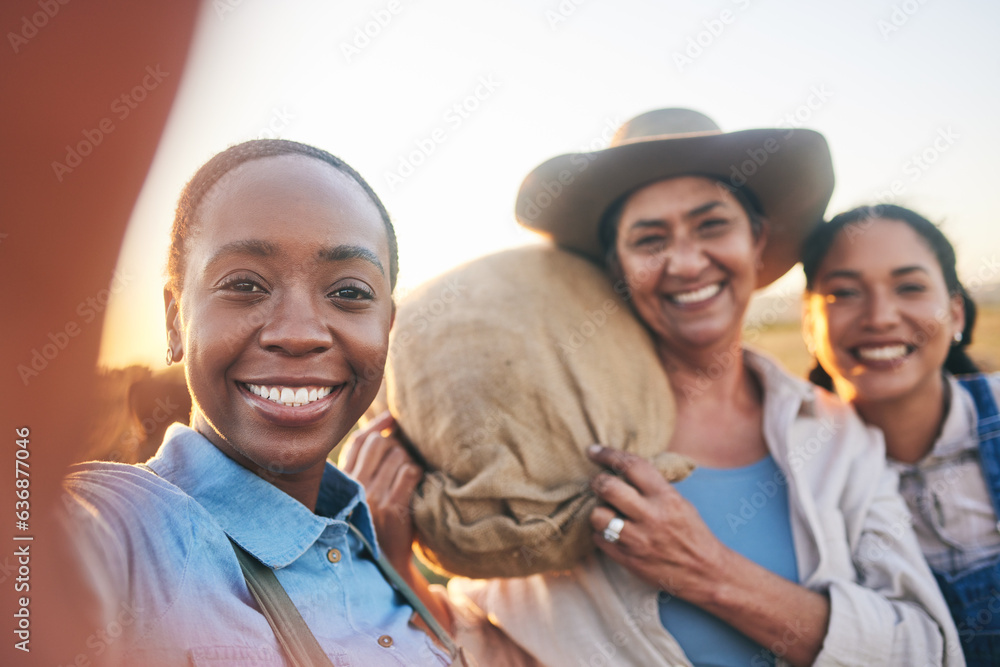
left=515, top=128, right=835, bottom=287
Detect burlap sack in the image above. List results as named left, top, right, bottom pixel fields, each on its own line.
left=387, top=245, right=691, bottom=578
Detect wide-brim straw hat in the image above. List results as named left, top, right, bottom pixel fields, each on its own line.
left=515, top=108, right=835, bottom=287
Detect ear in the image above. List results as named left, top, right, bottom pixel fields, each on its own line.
left=164, top=286, right=184, bottom=364
left=948, top=291, right=966, bottom=340
left=753, top=217, right=770, bottom=269
left=801, top=294, right=817, bottom=356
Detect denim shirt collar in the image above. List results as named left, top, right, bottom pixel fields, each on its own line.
left=147, top=423, right=380, bottom=568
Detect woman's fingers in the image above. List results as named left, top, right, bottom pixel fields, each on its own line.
left=364, top=442, right=416, bottom=500
left=590, top=505, right=625, bottom=540
left=387, top=463, right=423, bottom=514
left=587, top=444, right=666, bottom=495
left=590, top=470, right=646, bottom=519
left=340, top=410, right=396, bottom=472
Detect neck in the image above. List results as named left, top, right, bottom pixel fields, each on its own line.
left=191, top=415, right=326, bottom=510
left=850, top=374, right=948, bottom=464
left=251, top=465, right=326, bottom=510
left=659, top=339, right=755, bottom=407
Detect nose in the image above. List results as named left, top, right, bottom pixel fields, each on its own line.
left=663, top=236, right=710, bottom=279
left=862, top=288, right=901, bottom=331
left=258, top=290, right=334, bottom=355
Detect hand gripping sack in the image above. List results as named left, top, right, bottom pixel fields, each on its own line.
left=387, top=245, right=692, bottom=578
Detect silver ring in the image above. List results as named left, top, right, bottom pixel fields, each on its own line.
left=603, top=516, right=625, bottom=544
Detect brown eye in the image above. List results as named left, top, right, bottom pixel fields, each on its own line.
left=329, top=282, right=374, bottom=301
left=220, top=275, right=266, bottom=293
left=897, top=283, right=927, bottom=295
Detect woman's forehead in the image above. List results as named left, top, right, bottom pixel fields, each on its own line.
left=821, top=218, right=941, bottom=276
left=189, top=155, right=388, bottom=261
left=621, top=176, right=741, bottom=222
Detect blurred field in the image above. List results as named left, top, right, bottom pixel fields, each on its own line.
left=751, top=303, right=1000, bottom=379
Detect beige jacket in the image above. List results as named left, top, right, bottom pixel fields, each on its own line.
left=445, top=349, right=964, bottom=667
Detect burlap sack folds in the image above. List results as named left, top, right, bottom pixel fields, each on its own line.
left=387, top=245, right=692, bottom=578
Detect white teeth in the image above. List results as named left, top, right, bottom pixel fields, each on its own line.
left=857, top=345, right=908, bottom=361
left=671, top=283, right=722, bottom=305
left=246, top=384, right=336, bottom=407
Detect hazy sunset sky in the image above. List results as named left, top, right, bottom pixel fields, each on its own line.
left=99, top=0, right=1000, bottom=368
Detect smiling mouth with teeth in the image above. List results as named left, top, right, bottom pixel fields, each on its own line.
left=244, top=384, right=335, bottom=408
left=669, top=282, right=722, bottom=305
left=854, top=344, right=912, bottom=363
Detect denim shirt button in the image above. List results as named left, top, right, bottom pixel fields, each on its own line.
left=327, top=548, right=342, bottom=563
left=378, top=634, right=394, bottom=648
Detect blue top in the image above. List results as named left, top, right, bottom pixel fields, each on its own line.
left=659, top=454, right=799, bottom=667
left=63, top=423, right=449, bottom=666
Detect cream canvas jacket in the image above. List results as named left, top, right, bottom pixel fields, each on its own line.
left=443, top=349, right=964, bottom=667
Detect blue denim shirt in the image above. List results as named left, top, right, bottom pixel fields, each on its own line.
left=63, top=423, right=449, bottom=666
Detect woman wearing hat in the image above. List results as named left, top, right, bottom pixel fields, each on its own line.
left=352, top=110, right=963, bottom=666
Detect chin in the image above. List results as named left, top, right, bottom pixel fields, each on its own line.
left=846, top=372, right=922, bottom=406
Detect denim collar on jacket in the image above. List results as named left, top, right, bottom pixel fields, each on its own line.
left=146, top=423, right=380, bottom=568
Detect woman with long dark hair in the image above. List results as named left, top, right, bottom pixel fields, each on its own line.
left=802, top=204, right=998, bottom=666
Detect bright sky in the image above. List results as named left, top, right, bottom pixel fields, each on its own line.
left=100, top=0, right=1000, bottom=369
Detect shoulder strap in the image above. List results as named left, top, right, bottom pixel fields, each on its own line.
left=228, top=538, right=336, bottom=667
left=957, top=374, right=1000, bottom=521
left=136, top=463, right=466, bottom=665
left=345, top=523, right=461, bottom=658
left=958, top=374, right=1000, bottom=438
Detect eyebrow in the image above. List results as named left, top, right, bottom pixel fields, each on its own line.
left=891, top=265, right=931, bottom=278
left=686, top=201, right=725, bottom=218
left=205, top=239, right=277, bottom=268
left=626, top=201, right=726, bottom=230
left=204, top=240, right=384, bottom=276
left=319, top=245, right=385, bottom=275
left=818, top=265, right=931, bottom=282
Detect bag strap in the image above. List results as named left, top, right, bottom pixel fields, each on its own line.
left=343, top=523, right=461, bottom=658
left=957, top=374, right=1000, bottom=522
left=958, top=374, right=1000, bottom=438
left=228, top=537, right=336, bottom=667
left=135, top=463, right=465, bottom=664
